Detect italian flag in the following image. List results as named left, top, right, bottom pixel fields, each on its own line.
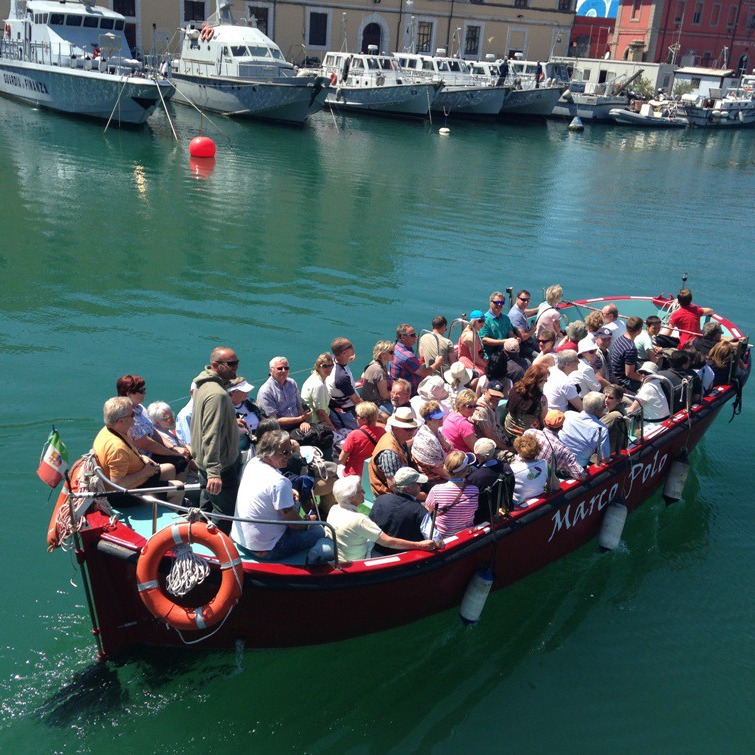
left=37, top=427, right=69, bottom=488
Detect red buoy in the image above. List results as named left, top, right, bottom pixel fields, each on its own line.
left=189, top=136, right=216, bottom=158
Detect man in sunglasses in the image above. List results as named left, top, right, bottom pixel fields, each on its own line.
left=191, top=346, right=243, bottom=532
left=480, top=291, right=516, bottom=359
left=507, top=289, right=538, bottom=358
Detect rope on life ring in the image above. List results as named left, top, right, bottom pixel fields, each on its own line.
left=136, top=521, right=244, bottom=631
left=329, top=71, right=337, bottom=86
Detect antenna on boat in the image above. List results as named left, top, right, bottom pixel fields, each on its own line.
left=681, top=272, right=688, bottom=288
left=506, top=286, right=514, bottom=309
left=339, top=12, right=348, bottom=53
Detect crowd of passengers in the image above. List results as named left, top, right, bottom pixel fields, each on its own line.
left=91, top=286, right=746, bottom=565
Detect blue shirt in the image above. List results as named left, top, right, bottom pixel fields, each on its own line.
left=175, top=398, right=193, bottom=444
left=257, top=376, right=302, bottom=418
left=508, top=304, right=529, bottom=334
left=559, top=411, right=611, bottom=467
left=390, top=342, right=421, bottom=394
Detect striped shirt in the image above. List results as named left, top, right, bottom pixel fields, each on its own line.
left=523, top=427, right=584, bottom=480
left=425, top=481, right=479, bottom=537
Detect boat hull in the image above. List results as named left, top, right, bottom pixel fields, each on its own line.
left=0, top=59, right=171, bottom=125
left=608, top=108, right=687, bottom=128
left=431, top=85, right=508, bottom=117
left=80, top=388, right=733, bottom=655
left=551, top=94, right=627, bottom=122
left=172, top=73, right=328, bottom=124
left=500, top=86, right=563, bottom=116
left=676, top=104, right=755, bottom=128
left=325, top=82, right=437, bottom=118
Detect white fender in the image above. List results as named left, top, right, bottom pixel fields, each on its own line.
left=598, top=500, right=628, bottom=551
left=460, top=567, right=494, bottom=625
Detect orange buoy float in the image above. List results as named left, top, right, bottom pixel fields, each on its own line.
left=136, top=521, right=244, bottom=631
left=200, top=26, right=214, bottom=42
left=189, top=135, right=216, bottom=158
left=329, top=72, right=337, bottom=86
left=47, top=455, right=88, bottom=550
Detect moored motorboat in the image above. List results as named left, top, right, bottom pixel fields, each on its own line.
left=551, top=69, right=645, bottom=122
left=0, top=0, right=173, bottom=125
left=297, top=48, right=440, bottom=119
left=676, top=84, right=755, bottom=128
left=46, top=294, right=749, bottom=657
left=170, top=0, right=328, bottom=124
left=609, top=99, right=687, bottom=128
left=394, top=51, right=508, bottom=118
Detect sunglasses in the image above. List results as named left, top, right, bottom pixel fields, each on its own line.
left=491, top=301, right=505, bottom=306
left=537, top=339, right=553, bottom=344
left=461, top=403, right=476, bottom=409
left=220, top=360, right=239, bottom=368
left=321, top=363, right=334, bottom=369
left=518, top=297, right=530, bottom=302
left=274, top=366, right=290, bottom=372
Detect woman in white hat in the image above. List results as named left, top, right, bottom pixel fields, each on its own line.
left=443, top=360, right=474, bottom=407
left=410, top=375, right=451, bottom=423
left=411, top=400, right=453, bottom=484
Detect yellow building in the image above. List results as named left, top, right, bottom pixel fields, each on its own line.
left=2, top=0, right=575, bottom=62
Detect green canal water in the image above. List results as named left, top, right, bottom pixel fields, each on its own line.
left=0, top=99, right=753, bottom=752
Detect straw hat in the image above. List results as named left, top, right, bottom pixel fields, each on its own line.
left=417, top=375, right=450, bottom=401
left=444, top=361, right=473, bottom=386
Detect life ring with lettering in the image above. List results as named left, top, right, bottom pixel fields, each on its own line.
left=200, top=27, right=214, bottom=42
left=136, top=521, right=244, bottom=631
left=329, top=72, right=337, bottom=86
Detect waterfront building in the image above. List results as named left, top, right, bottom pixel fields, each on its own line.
left=612, top=0, right=755, bottom=71
left=551, top=54, right=676, bottom=89
left=0, top=0, right=575, bottom=64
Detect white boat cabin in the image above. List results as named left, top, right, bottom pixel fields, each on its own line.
left=393, top=50, right=478, bottom=86
left=177, top=6, right=294, bottom=80
left=2, top=0, right=135, bottom=70
left=673, top=67, right=739, bottom=97
left=317, top=49, right=407, bottom=87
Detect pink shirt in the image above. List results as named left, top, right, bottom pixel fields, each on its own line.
left=425, top=481, right=480, bottom=537
left=441, top=412, right=476, bottom=452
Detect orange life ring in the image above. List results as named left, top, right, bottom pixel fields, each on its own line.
left=4, top=24, right=10, bottom=38
left=200, top=27, right=214, bottom=42
left=329, top=72, right=337, bottom=86
left=136, top=521, right=243, bottom=631
left=47, top=455, right=87, bottom=550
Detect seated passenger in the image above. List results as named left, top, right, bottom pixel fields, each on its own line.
left=507, top=289, right=538, bottom=358
left=475, top=350, right=512, bottom=399
left=467, top=438, right=514, bottom=523
left=368, top=407, right=418, bottom=496
left=326, top=337, right=362, bottom=431
left=658, top=350, right=702, bottom=411
left=369, top=467, right=435, bottom=556
left=609, top=316, right=644, bottom=393
left=666, top=288, right=714, bottom=347
left=391, top=323, right=444, bottom=396
left=593, top=327, right=616, bottom=385
left=535, top=285, right=565, bottom=341
left=503, top=338, right=531, bottom=383
left=457, top=311, right=487, bottom=375
left=338, top=402, right=386, bottom=478
left=301, top=354, right=337, bottom=433
left=93, top=397, right=182, bottom=505
left=504, top=362, right=549, bottom=438
left=360, top=340, right=394, bottom=418
left=116, top=374, right=190, bottom=475
left=471, top=379, right=509, bottom=449
left=231, top=430, right=325, bottom=561
left=532, top=329, right=558, bottom=369
left=410, top=375, right=451, bottom=422
left=480, top=291, right=516, bottom=358
left=557, top=320, right=587, bottom=352
left=227, top=376, right=264, bottom=454
left=573, top=338, right=602, bottom=395
left=174, top=381, right=196, bottom=445
left=510, top=434, right=549, bottom=508
left=560, top=391, right=611, bottom=467
left=635, top=315, right=663, bottom=362
left=708, top=340, right=746, bottom=386
left=626, top=362, right=671, bottom=431
left=424, top=451, right=480, bottom=537
left=411, top=400, right=454, bottom=484
left=418, top=315, right=458, bottom=377
left=584, top=310, right=605, bottom=336
left=147, top=401, right=192, bottom=457
left=601, top=303, right=627, bottom=341
left=600, top=384, right=629, bottom=454
left=441, top=388, right=479, bottom=452
left=523, top=410, right=586, bottom=482
left=543, top=351, right=583, bottom=413
left=685, top=347, right=715, bottom=393
left=327, top=476, right=438, bottom=562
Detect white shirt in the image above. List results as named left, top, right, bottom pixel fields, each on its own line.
left=326, top=503, right=383, bottom=561
left=231, top=457, right=296, bottom=551
left=604, top=319, right=627, bottom=341
left=571, top=360, right=601, bottom=395
left=511, top=459, right=549, bottom=507
left=635, top=378, right=670, bottom=422
left=544, top=366, right=580, bottom=412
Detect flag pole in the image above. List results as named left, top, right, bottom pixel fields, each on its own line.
left=64, top=468, right=107, bottom=661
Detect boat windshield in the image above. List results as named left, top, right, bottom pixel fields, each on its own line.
left=65, top=15, right=83, bottom=26
left=378, top=58, right=393, bottom=70
left=248, top=45, right=272, bottom=57
left=230, top=46, right=248, bottom=56
left=366, top=57, right=379, bottom=70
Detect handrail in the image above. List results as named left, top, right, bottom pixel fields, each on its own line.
left=90, top=466, right=341, bottom=567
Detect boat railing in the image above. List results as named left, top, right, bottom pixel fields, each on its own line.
left=85, top=466, right=344, bottom=567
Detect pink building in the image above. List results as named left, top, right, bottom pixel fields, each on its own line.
left=612, top=0, right=755, bottom=71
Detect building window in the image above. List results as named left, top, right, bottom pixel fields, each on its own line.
left=248, top=5, right=269, bottom=35
left=711, top=4, right=720, bottom=25
left=727, top=5, right=738, bottom=28
left=514, top=0, right=528, bottom=7
left=464, top=25, right=481, bottom=57
left=674, top=1, right=685, bottom=25
left=692, top=2, right=703, bottom=23
left=691, top=76, right=701, bottom=87
left=582, top=68, right=591, bottom=81
left=416, top=21, right=433, bottom=53
left=631, top=0, right=641, bottom=20
left=308, top=11, right=328, bottom=47
left=184, top=1, right=205, bottom=22
left=113, top=0, right=135, bottom=16
left=701, top=50, right=712, bottom=65
left=557, top=0, right=572, bottom=9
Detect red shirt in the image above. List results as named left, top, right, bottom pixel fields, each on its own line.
left=669, top=304, right=705, bottom=346
left=341, top=425, right=386, bottom=477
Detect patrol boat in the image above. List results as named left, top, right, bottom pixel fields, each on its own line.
left=170, top=0, right=328, bottom=125
left=45, top=294, right=749, bottom=657
left=0, top=0, right=173, bottom=125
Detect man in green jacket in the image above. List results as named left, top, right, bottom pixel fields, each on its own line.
left=191, top=346, right=242, bottom=531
